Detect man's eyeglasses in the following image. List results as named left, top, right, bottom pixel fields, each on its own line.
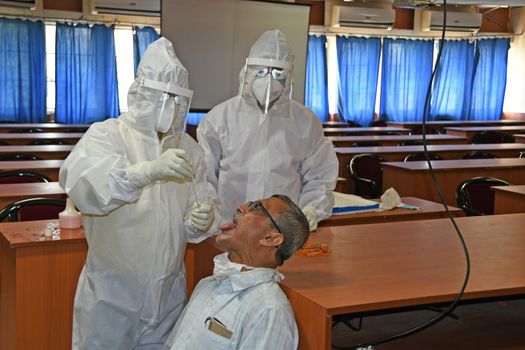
left=247, top=201, right=282, bottom=234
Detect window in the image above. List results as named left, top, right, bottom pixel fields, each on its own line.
left=114, top=27, right=135, bottom=113
left=45, top=23, right=56, bottom=115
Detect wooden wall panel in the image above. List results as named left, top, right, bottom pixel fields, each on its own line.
left=43, top=0, right=82, bottom=12
left=394, top=8, right=414, bottom=30
left=295, top=0, right=324, bottom=26
left=480, top=8, right=510, bottom=33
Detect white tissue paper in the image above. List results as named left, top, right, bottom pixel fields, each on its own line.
left=332, top=192, right=380, bottom=215
left=379, top=188, right=420, bottom=211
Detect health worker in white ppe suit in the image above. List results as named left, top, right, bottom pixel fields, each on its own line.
left=197, top=29, right=338, bottom=231
left=59, top=37, right=217, bottom=350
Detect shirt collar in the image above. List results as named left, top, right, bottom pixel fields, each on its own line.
left=228, top=268, right=284, bottom=292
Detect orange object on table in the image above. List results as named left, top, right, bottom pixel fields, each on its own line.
left=296, top=243, right=332, bottom=257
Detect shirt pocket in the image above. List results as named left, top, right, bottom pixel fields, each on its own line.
left=203, top=328, right=235, bottom=350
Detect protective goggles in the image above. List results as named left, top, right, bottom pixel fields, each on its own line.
left=246, top=57, right=292, bottom=71
left=254, top=67, right=287, bottom=81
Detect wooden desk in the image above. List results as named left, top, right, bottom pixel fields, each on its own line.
left=492, top=185, right=525, bottom=214
left=0, top=160, right=63, bottom=181
left=0, top=145, right=73, bottom=160
left=0, top=220, right=221, bottom=350
left=445, top=126, right=525, bottom=140
left=0, top=133, right=83, bottom=145
left=0, top=123, right=89, bottom=133
left=279, top=214, right=525, bottom=350
left=323, top=127, right=410, bottom=136
left=0, top=182, right=66, bottom=209
left=336, top=144, right=525, bottom=177
left=382, top=158, right=525, bottom=206
left=328, top=134, right=468, bottom=147
left=320, top=197, right=463, bottom=227
left=387, top=119, right=525, bottom=133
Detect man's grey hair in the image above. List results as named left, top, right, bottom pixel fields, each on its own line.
left=271, top=194, right=310, bottom=265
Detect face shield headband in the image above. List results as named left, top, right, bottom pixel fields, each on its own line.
left=136, top=76, right=193, bottom=148
left=242, top=58, right=292, bottom=115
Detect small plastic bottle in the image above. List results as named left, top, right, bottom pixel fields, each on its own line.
left=59, top=197, right=82, bottom=229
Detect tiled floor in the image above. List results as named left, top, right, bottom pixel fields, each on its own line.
left=332, top=298, right=525, bottom=349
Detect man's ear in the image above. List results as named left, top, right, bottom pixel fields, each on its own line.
left=259, top=231, right=284, bottom=248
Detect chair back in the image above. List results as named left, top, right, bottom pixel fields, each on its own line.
left=371, top=120, right=387, bottom=127
left=456, top=177, right=510, bottom=216
left=8, top=128, right=45, bottom=133
left=351, top=141, right=381, bottom=147
left=398, top=140, right=425, bottom=146
left=348, top=154, right=384, bottom=198
left=0, top=197, right=66, bottom=222
left=0, top=140, right=9, bottom=145
left=470, top=131, right=514, bottom=144
left=461, top=151, right=498, bottom=160
left=346, top=121, right=362, bottom=127
left=520, top=151, right=525, bottom=159
left=30, top=139, right=70, bottom=145
left=0, top=171, right=50, bottom=184
left=403, top=152, right=443, bottom=162
left=0, top=153, right=41, bottom=161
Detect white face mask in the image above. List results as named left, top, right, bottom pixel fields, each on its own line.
left=251, top=77, right=284, bottom=109
left=213, top=252, right=252, bottom=280
left=156, top=93, right=176, bottom=134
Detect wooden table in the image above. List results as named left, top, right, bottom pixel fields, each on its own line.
left=0, top=145, right=73, bottom=160
left=320, top=197, right=463, bottom=227
left=0, top=123, right=89, bottom=133
left=382, top=158, right=525, bottom=206
left=0, top=182, right=66, bottom=209
left=0, top=220, right=221, bottom=350
left=336, top=144, right=525, bottom=177
left=279, top=214, right=525, bottom=350
left=328, top=134, right=468, bottom=147
left=445, top=126, right=525, bottom=140
left=492, top=185, right=525, bottom=214
left=0, top=133, right=83, bottom=145
left=515, top=134, right=525, bottom=143
left=387, top=119, right=525, bottom=133
left=0, top=160, right=64, bottom=181
left=323, top=127, right=410, bottom=136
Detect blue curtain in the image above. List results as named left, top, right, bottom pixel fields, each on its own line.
left=0, top=18, right=46, bottom=122
left=305, top=35, right=328, bottom=121
left=133, top=26, right=160, bottom=76
left=55, top=23, right=119, bottom=124
left=430, top=40, right=475, bottom=121
left=380, top=38, right=434, bottom=122
left=337, top=36, right=381, bottom=126
left=187, top=112, right=206, bottom=126
left=468, top=38, right=510, bottom=121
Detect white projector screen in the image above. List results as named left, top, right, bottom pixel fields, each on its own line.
left=161, top=0, right=310, bottom=111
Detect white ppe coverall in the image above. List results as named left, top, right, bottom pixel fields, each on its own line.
left=59, top=38, right=216, bottom=350
left=197, top=30, right=338, bottom=225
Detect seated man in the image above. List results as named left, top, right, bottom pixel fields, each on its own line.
left=164, top=194, right=310, bottom=350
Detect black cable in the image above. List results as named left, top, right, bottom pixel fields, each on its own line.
left=335, top=1, right=471, bottom=348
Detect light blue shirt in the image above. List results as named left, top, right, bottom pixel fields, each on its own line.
left=164, top=267, right=298, bottom=350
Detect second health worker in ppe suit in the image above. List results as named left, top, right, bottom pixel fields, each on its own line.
left=198, top=29, right=338, bottom=231
left=59, top=37, right=217, bottom=350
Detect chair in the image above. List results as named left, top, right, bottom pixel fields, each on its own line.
left=520, top=151, right=525, bottom=158
left=371, top=120, right=387, bottom=127
left=348, top=154, right=384, bottom=198
left=351, top=141, right=381, bottom=147
left=398, top=140, right=425, bottom=146
left=377, top=131, right=403, bottom=136
left=0, top=153, right=41, bottom=161
left=456, top=177, right=510, bottom=216
left=0, top=171, right=51, bottom=184
left=412, top=125, right=442, bottom=134
left=0, top=140, right=9, bottom=145
left=403, top=152, right=443, bottom=162
left=8, top=128, right=45, bottom=133
left=30, top=139, right=71, bottom=145
left=461, top=151, right=498, bottom=160
left=470, top=131, right=514, bottom=144
left=0, top=197, right=66, bottom=222
left=346, top=121, right=362, bottom=127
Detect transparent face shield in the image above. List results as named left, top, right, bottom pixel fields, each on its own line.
left=136, top=76, right=193, bottom=149
left=241, top=57, right=292, bottom=115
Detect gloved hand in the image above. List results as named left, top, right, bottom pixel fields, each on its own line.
left=190, top=202, right=215, bottom=233
left=302, top=206, right=318, bottom=232
left=127, top=149, right=194, bottom=188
